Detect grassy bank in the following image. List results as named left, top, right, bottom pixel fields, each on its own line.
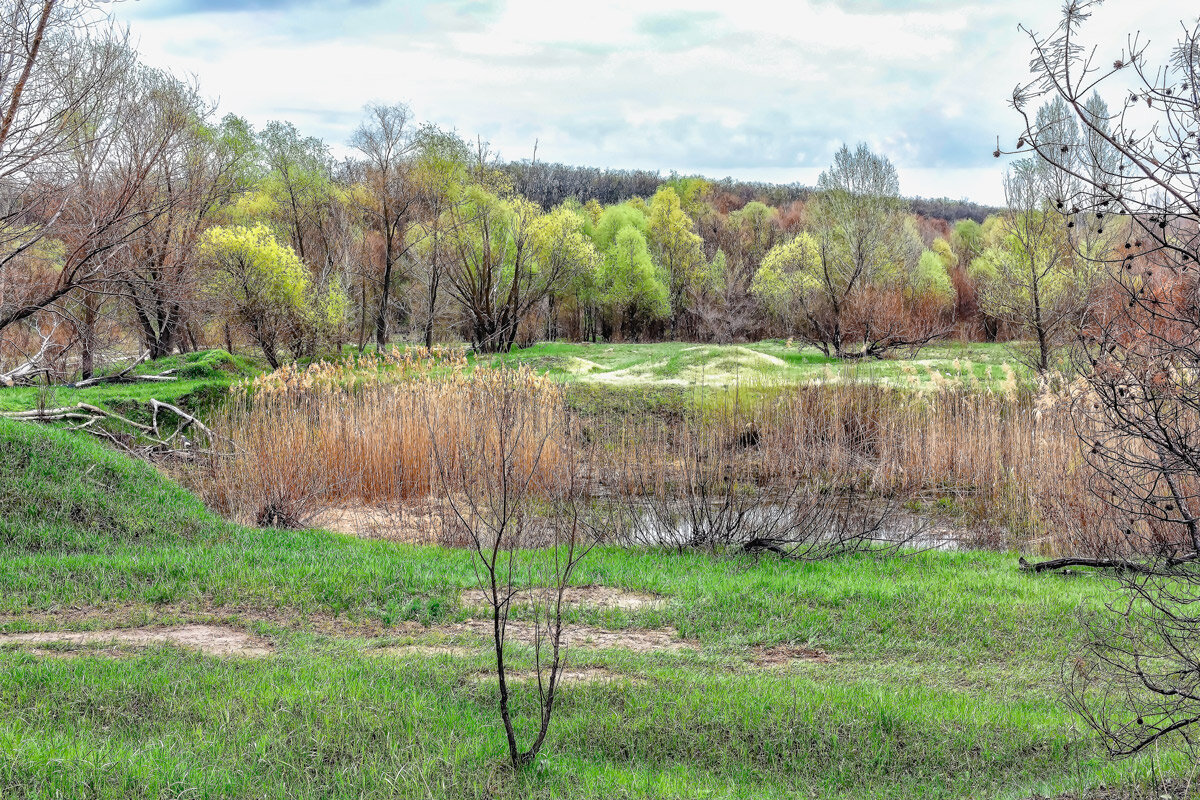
left=0, top=418, right=1192, bottom=798
left=0, top=349, right=260, bottom=424
left=488, top=340, right=1024, bottom=391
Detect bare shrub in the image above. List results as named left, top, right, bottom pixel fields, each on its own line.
left=614, top=395, right=926, bottom=556
left=1008, top=0, right=1200, bottom=761
left=422, top=366, right=609, bottom=769
left=609, top=381, right=1108, bottom=553
left=1067, top=570, right=1200, bottom=759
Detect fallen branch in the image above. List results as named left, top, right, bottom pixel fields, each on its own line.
left=1, top=400, right=219, bottom=457
left=2, top=402, right=153, bottom=433
left=68, top=354, right=178, bottom=388
left=1018, top=553, right=1200, bottom=574
left=149, top=399, right=216, bottom=445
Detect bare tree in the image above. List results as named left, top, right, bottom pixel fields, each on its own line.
left=424, top=370, right=607, bottom=769
left=1009, top=0, right=1200, bottom=759
left=0, top=2, right=136, bottom=341
left=116, top=103, right=253, bottom=363
left=350, top=103, right=418, bottom=348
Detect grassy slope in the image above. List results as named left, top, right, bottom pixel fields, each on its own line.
left=487, top=340, right=1023, bottom=391
left=0, top=350, right=260, bottom=420
left=0, top=418, right=1190, bottom=799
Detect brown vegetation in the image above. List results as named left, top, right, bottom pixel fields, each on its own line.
left=197, top=348, right=565, bottom=527
left=187, top=348, right=1161, bottom=559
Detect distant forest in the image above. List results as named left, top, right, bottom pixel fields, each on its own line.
left=499, top=161, right=1000, bottom=223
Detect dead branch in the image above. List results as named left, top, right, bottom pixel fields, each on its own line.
left=1020, top=553, right=1200, bottom=574
left=148, top=398, right=215, bottom=444
left=1, top=398, right=218, bottom=456
left=1, top=402, right=152, bottom=433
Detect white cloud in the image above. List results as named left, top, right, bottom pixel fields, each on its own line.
left=107, top=0, right=1193, bottom=205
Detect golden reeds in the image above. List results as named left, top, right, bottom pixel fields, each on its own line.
left=200, top=350, right=565, bottom=526
left=195, top=349, right=1125, bottom=555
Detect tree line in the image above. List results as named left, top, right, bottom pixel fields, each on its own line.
left=0, top=0, right=1127, bottom=380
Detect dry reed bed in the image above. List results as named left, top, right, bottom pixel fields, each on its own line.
left=200, top=350, right=568, bottom=527
left=193, top=351, right=1121, bottom=554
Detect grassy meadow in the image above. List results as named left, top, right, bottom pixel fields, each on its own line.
left=0, top=342, right=1192, bottom=799
left=489, top=340, right=1023, bottom=391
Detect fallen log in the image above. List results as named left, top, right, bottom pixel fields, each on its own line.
left=68, top=354, right=178, bottom=388
left=1018, top=552, right=1200, bottom=574
left=149, top=399, right=216, bottom=445
left=2, top=402, right=153, bottom=433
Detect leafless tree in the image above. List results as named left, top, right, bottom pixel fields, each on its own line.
left=116, top=100, right=253, bottom=363
left=423, top=371, right=608, bottom=769
left=0, top=1, right=135, bottom=341
left=350, top=103, right=419, bottom=348
left=1009, top=0, right=1200, bottom=759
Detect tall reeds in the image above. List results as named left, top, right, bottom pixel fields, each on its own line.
left=199, top=349, right=566, bottom=527
left=193, top=349, right=1125, bottom=556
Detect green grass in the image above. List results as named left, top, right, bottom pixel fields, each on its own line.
left=486, top=340, right=1025, bottom=391
left=0, top=417, right=1193, bottom=798
left=0, top=350, right=261, bottom=435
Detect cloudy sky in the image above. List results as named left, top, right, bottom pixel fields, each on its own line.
left=105, top=0, right=1190, bottom=205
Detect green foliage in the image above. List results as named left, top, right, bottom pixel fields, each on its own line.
left=967, top=163, right=1101, bottom=371
left=202, top=224, right=310, bottom=311
left=728, top=201, right=779, bottom=269
left=596, top=226, right=669, bottom=326
left=590, top=202, right=648, bottom=251
left=951, top=219, right=984, bottom=262
left=930, top=238, right=957, bottom=270
left=751, top=233, right=820, bottom=318
left=201, top=224, right=346, bottom=365
left=913, top=250, right=955, bottom=307
left=647, top=187, right=706, bottom=313
left=532, top=204, right=599, bottom=291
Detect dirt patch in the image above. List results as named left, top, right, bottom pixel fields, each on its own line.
left=311, top=504, right=453, bottom=545
left=748, top=645, right=836, bottom=667
left=0, top=604, right=412, bottom=639
left=468, top=667, right=643, bottom=685
left=459, top=586, right=666, bottom=612
left=0, top=624, right=272, bottom=657
left=456, top=620, right=695, bottom=653
left=312, top=503, right=569, bottom=548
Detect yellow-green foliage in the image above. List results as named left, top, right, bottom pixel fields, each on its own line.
left=968, top=209, right=1095, bottom=319
left=200, top=224, right=348, bottom=355
left=648, top=186, right=706, bottom=305
left=202, top=224, right=310, bottom=311
left=598, top=227, right=670, bottom=322
left=913, top=250, right=954, bottom=307
left=750, top=233, right=820, bottom=317
left=530, top=205, right=598, bottom=286
left=931, top=237, right=957, bottom=270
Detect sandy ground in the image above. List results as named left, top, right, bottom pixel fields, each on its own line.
left=459, top=585, right=666, bottom=612
left=0, top=624, right=272, bottom=657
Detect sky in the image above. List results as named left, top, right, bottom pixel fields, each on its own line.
left=102, top=0, right=1192, bottom=206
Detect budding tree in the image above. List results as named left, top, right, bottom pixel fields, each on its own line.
left=1009, top=0, right=1200, bottom=760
